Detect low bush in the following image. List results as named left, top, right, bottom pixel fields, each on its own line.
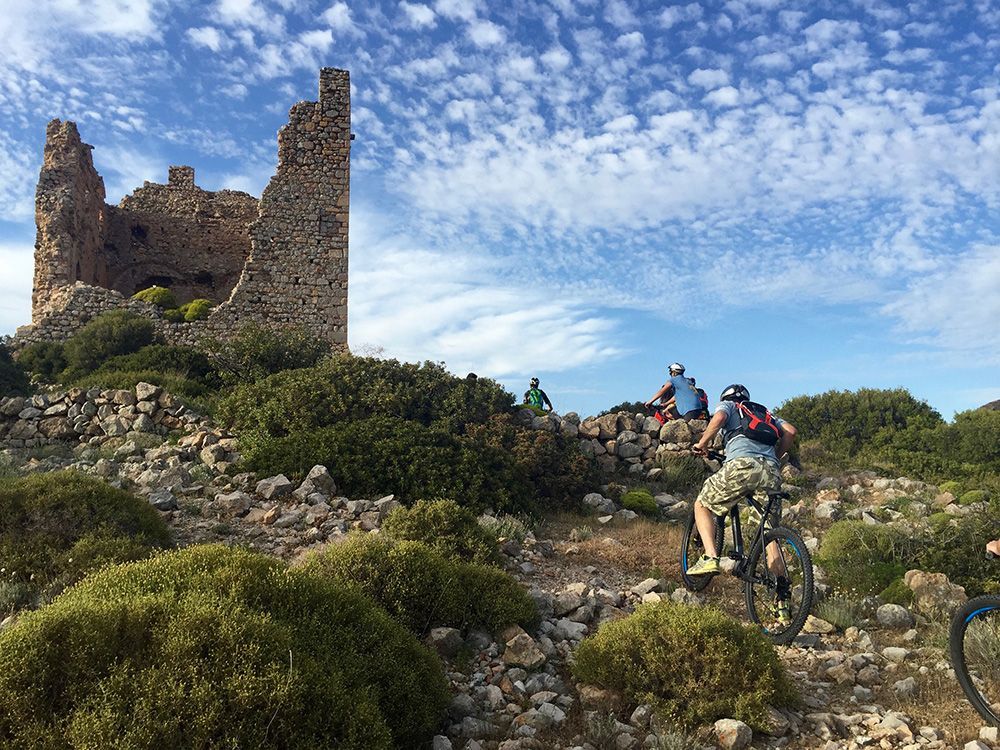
left=0, top=344, right=30, bottom=397
left=62, top=311, right=156, bottom=379
left=959, top=489, right=989, bottom=506
left=621, top=489, right=657, bottom=515
left=94, top=345, right=217, bottom=382
left=180, top=298, right=213, bottom=321
left=72, top=369, right=214, bottom=406
left=879, top=578, right=914, bottom=606
left=241, top=417, right=535, bottom=514
left=132, top=285, right=177, bottom=308
left=207, top=324, right=332, bottom=386
left=0, top=545, right=448, bottom=748
left=382, top=499, right=499, bottom=565
left=307, top=535, right=538, bottom=636
left=938, top=480, right=963, bottom=495
left=917, top=507, right=1000, bottom=596
left=15, top=341, right=66, bottom=382
left=163, top=308, right=185, bottom=322
left=654, top=455, right=709, bottom=494
left=815, top=595, right=865, bottom=631
left=219, top=355, right=512, bottom=436
left=817, top=521, right=914, bottom=596
left=599, top=401, right=647, bottom=417
left=572, top=601, right=797, bottom=730
left=0, top=472, right=170, bottom=606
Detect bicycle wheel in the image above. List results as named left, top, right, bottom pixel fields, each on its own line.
left=744, top=526, right=813, bottom=645
left=680, top=508, right=725, bottom=592
left=950, top=595, right=1000, bottom=726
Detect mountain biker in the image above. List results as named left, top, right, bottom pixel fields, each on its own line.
left=645, top=363, right=703, bottom=421
left=523, top=377, right=554, bottom=412
left=687, top=384, right=797, bottom=585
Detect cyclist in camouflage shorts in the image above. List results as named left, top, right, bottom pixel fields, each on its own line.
left=688, top=384, right=797, bottom=577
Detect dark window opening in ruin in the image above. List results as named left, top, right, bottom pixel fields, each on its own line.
left=131, top=224, right=148, bottom=241
left=140, top=275, right=173, bottom=290
left=194, top=271, right=214, bottom=287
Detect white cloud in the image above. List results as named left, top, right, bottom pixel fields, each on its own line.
left=215, top=0, right=284, bottom=34
left=603, top=114, right=638, bottom=132
left=541, top=45, right=572, bottom=70
left=751, top=51, right=792, bottom=70
left=349, top=212, right=622, bottom=377
left=687, top=68, right=730, bottom=88
left=659, top=3, right=703, bottom=29
left=704, top=85, right=739, bottom=107
left=0, top=243, right=33, bottom=335
left=255, top=29, right=334, bottom=79
left=0, top=132, right=36, bottom=222
left=468, top=20, right=505, bottom=47
left=186, top=26, right=231, bottom=52
left=322, top=2, right=362, bottom=35
left=399, top=1, right=436, bottom=28
left=605, top=0, right=638, bottom=29
left=434, top=0, right=477, bottom=22
left=883, top=246, right=1000, bottom=362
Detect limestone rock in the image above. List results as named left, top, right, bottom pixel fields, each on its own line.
left=714, top=718, right=753, bottom=750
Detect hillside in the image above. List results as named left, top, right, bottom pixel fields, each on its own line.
left=1, top=322, right=998, bottom=750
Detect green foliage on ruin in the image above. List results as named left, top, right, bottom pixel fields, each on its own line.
left=599, top=400, right=648, bottom=416
left=572, top=601, right=798, bottom=731
left=131, top=285, right=177, bottom=308
left=621, top=489, right=658, bottom=515
left=306, top=535, right=538, bottom=636
left=0, top=545, right=448, bottom=749
left=180, top=298, right=213, bottom=321
left=0, top=472, right=170, bottom=609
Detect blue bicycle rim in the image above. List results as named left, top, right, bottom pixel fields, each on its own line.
left=966, top=605, right=998, bottom=624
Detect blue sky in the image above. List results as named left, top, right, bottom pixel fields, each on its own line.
left=1, top=0, right=999, bottom=419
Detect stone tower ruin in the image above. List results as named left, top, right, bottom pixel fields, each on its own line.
left=17, top=68, right=351, bottom=349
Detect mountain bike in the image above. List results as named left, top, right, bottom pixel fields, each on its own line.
left=949, top=551, right=1000, bottom=726
left=680, top=450, right=814, bottom=645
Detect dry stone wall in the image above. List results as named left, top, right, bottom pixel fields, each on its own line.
left=17, top=68, right=351, bottom=350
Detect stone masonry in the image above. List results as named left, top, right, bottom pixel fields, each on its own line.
left=17, top=68, right=350, bottom=349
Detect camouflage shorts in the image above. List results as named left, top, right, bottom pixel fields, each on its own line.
left=696, top=456, right=782, bottom=517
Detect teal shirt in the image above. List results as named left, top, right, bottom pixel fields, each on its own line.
left=669, top=375, right=701, bottom=414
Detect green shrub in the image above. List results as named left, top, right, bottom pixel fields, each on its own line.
left=241, top=418, right=535, bottom=514
left=207, top=324, right=332, bottom=386
left=382, top=499, right=499, bottom=564
left=879, top=578, right=914, bottom=606
left=72, top=369, right=213, bottom=406
left=572, top=602, right=797, bottom=730
left=599, top=401, right=647, bottom=416
left=776, top=388, right=942, bottom=462
left=468, top=414, right=598, bottom=509
left=219, top=355, right=512, bottom=436
left=927, top=512, right=953, bottom=532
left=62, top=311, right=156, bottom=379
left=308, top=535, right=537, bottom=635
left=479, top=513, right=531, bottom=544
left=163, top=308, right=184, bottom=323
left=959, top=489, right=990, bottom=506
left=815, top=595, right=864, bottom=631
left=132, top=285, right=177, bottom=308
left=817, top=521, right=914, bottom=596
left=0, top=344, right=31, bottom=397
left=939, top=480, right=962, bottom=495
left=16, top=341, right=66, bottom=382
left=180, top=299, right=213, bottom=321
left=621, top=489, right=657, bottom=515
left=917, top=507, right=1000, bottom=596
left=654, top=455, right=709, bottom=494
left=0, top=472, right=170, bottom=605
left=0, top=545, right=448, bottom=748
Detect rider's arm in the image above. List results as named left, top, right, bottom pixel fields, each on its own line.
left=645, top=383, right=673, bottom=408
left=776, top=421, right=797, bottom=461
left=693, top=409, right=728, bottom=453
left=542, top=390, right=553, bottom=411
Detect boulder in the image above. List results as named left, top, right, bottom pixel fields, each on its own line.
left=714, top=718, right=753, bottom=750
left=148, top=489, right=178, bottom=511
left=904, top=570, right=967, bottom=616
left=256, top=474, right=294, bottom=500
left=876, top=603, right=914, bottom=629
left=135, top=382, right=162, bottom=401
left=502, top=633, right=546, bottom=669
left=426, top=627, right=464, bottom=658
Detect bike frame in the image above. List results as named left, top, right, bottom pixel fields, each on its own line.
left=718, top=492, right=785, bottom=581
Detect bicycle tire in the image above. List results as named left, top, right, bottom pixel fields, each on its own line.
left=680, top=507, right=725, bottom=592
left=744, top=526, right=814, bottom=645
left=950, top=595, right=1000, bottom=727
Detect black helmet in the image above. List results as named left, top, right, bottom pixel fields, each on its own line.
left=530, top=377, right=539, bottom=387
left=720, top=384, right=750, bottom=402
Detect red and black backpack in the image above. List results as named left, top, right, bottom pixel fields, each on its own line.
left=729, top=401, right=782, bottom=446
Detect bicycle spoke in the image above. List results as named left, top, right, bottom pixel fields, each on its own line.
left=744, top=527, right=813, bottom=644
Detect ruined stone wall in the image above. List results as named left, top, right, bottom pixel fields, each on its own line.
left=18, top=67, right=351, bottom=350
left=32, top=121, right=110, bottom=322
left=209, top=68, right=350, bottom=347
left=106, top=168, right=258, bottom=304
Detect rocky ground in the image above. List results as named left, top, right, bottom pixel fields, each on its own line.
left=2, top=387, right=998, bottom=750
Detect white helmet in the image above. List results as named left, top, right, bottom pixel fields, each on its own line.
left=720, top=384, right=750, bottom=402
left=668, top=362, right=685, bottom=374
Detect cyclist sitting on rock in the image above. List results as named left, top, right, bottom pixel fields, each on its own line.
left=645, top=363, right=703, bottom=421
left=523, top=377, right=554, bottom=412
left=687, top=384, right=797, bottom=584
